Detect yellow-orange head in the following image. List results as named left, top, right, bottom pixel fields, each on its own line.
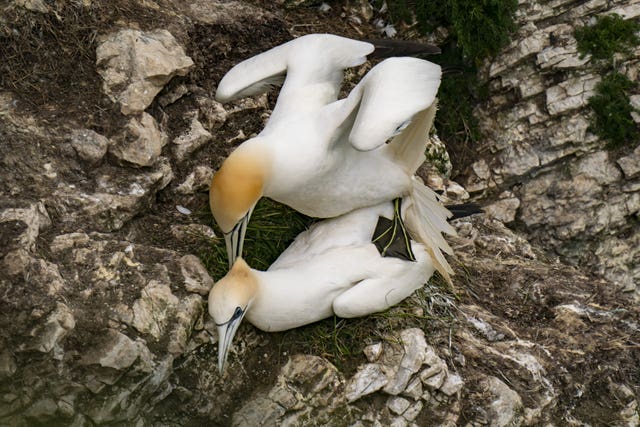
left=209, top=143, right=269, bottom=234
left=208, top=258, right=260, bottom=372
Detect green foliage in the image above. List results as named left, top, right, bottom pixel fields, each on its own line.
left=575, top=14, right=640, bottom=61
left=451, top=0, right=518, bottom=64
left=573, top=15, right=640, bottom=148
left=383, top=0, right=518, bottom=64
left=588, top=72, right=639, bottom=148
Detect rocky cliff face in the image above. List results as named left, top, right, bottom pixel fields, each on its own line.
left=1, top=1, right=638, bottom=426
left=464, top=0, right=640, bottom=297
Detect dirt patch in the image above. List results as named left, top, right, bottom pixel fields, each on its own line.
left=452, top=220, right=640, bottom=424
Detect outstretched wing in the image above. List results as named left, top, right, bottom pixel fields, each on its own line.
left=216, top=34, right=374, bottom=119
left=329, top=57, right=441, bottom=152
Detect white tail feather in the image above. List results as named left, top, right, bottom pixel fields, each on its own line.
left=404, top=178, right=455, bottom=283
left=390, top=101, right=456, bottom=283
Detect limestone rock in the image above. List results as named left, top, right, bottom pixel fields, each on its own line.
left=233, top=355, right=350, bottom=426
left=3, top=249, right=66, bottom=295
left=49, top=232, right=91, bottom=253
left=630, top=95, right=640, bottom=124
left=489, top=29, right=548, bottom=77
left=420, top=364, right=447, bottom=391
left=168, top=294, right=204, bottom=355
left=170, top=223, right=217, bottom=240
left=363, top=342, right=383, bottom=362
left=132, top=281, right=180, bottom=340
left=29, top=303, right=75, bottom=354
left=383, top=328, right=429, bottom=395
left=15, top=0, right=49, bottom=13
left=232, top=396, right=285, bottom=427
left=345, top=363, right=389, bottom=402
left=617, top=145, right=640, bottom=179
left=574, top=151, right=622, bottom=185
left=546, top=74, right=600, bottom=116
left=180, top=255, right=214, bottom=295
left=403, top=401, right=423, bottom=422
left=440, top=373, right=463, bottom=396
left=69, top=129, right=109, bottom=165
left=96, top=29, right=194, bottom=115
left=483, top=192, right=520, bottom=223
left=23, top=398, right=58, bottom=423
left=479, top=376, right=523, bottom=427
left=0, top=201, right=51, bottom=253
left=109, top=113, right=167, bottom=167
left=470, top=0, right=640, bottom=291
left=0, top=350, right=17, bottom=379
left=49, top=158, right=173, bottom=231
left=195, top=96, right=228, bottom=131
left=175, top=165, right=214, bottom=195
left=81, top=329, right=152, bottom=370
left=402, top=377, right=423, bottom=400
left=172, top=114, right=212, bottom=161
left=387, top=396, right=410, bottom=415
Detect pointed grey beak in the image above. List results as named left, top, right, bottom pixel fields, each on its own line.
left=216, top=306, right=246, bottom=373
left=223, top=208, right=254, bottom=268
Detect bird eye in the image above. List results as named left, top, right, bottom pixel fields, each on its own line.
left=230, top=306, right=243, bottom=322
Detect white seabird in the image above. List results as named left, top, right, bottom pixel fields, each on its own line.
left=210, top=34, right=454, bottom=279
left=209, top=198, right=439, bottom=373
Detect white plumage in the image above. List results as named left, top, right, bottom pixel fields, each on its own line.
left=209, top=34, right=454, bottom=279
left=209, top=199, right=436, bottom=372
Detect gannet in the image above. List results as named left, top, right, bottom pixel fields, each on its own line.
left=210, top=34, right=453, bottom=278
left=209, top=199, right=438, bottom=373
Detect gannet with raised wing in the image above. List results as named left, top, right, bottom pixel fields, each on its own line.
left=210, top=34, right=454, bottom=279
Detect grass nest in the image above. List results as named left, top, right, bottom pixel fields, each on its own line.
left=199, top=198, right=459, bottom=372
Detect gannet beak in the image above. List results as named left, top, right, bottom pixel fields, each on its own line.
left=223, top=208, right=254, bottom=268
left=216, top=306, right=246, bottom=373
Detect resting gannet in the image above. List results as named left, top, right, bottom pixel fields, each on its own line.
left=209, top=199, right=439, bottom=373
left=210, top=34, right=452, bottom=275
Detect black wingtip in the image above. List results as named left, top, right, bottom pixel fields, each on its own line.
left=366, top=39, right=441, bottom=59
left=371, top=199, right=417, bottom=262
left=442, top=65, right=465, bottom=76
left=446, top=203, right=484, bottom=220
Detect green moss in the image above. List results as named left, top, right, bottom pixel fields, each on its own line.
left=588, top=72, right=639, bottom=148
left=575, top=14, right=640, bottom=61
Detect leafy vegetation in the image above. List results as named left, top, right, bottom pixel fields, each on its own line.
left=588, top=73, right=639, bottom=148
left=574, top=14, right=640, bottom=148
left=451, top=0, right=518, bottom=63
left=575, top=14, right=640, bottom=61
